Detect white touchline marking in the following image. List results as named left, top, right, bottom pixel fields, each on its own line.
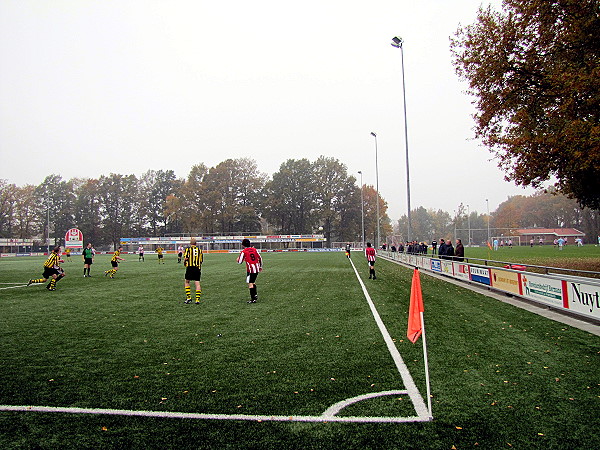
left=0, top=284, right=33, bottom=290
left=0, top=404, right=431, bottom=423
left=348, top=257, right=432, bottom=420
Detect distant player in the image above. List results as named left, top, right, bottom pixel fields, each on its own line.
left=345, top=243, right=351, bottom=258
left=365, top=242, right=377, bottom=280
left=237, top=238, right=262, bottom=303
left=82, top=243, right=94, bottom=277
left=157, top=246, right=164, bottom=263
left=138, top=245, right=144, bottom=262
left=183, top=238, right=203, bottom=304
left=28, top=246, right=66, bottom=290
left=64, top=247, right=72, bottom=262
left=105, top=247, right=125, bottom=278
left=177, top=245, right=184, bottom=263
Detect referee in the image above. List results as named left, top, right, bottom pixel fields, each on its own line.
left=183, top=237, right=203, bottom=304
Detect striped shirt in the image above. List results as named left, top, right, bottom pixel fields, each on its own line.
left=365, top=247, right=376, bottom=262
left=184, top=245, right=203, bottom=268
left=44, top=252, right=61, bottom=269
left=237, top=247, right=262, bottom=273
left=111, top=250, right=121, bottom=262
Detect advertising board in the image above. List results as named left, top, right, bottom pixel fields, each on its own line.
left=470, top=266, right=491, bottom=285
left=520, top=273, right=564, bottom=309
left=490, top=269, right=521, bottom=295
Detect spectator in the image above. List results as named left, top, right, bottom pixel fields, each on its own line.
left=445, top=240, right=455, bottom=260
left=438, top=239, right=447, bottom=258
left=454, top=239, right=465, bottom=262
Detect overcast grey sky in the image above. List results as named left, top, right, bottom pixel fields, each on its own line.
left=0, top=0, right=535, bottom=221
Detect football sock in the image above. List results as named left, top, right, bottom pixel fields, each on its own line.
left=195, top=290, right=201, bottom=301
left=49, top=279, right=56, bottom=289
left=250, top=286, right=257, bottom=300
left=185, top=286, right=191, bottom=300
left=31, top=278, right=45, bottom=284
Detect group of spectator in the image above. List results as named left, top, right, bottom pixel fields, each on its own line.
left=384, top=238, right=465, bottom=262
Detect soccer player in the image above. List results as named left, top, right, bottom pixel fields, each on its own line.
left=64, top=247, right=72, bottom=262
left=157, top=246, right=164, bottom=263
left=28, top=246, right=66, bottom=290
left=82, top=243, right=95, bottom=277
left=138, top=245, right=144, bottom=262
left=237, top=238, right=262, bottom=303
left=365, top=242, right=377, bottom=280
left=345, top=243, right=351, bottom=258
left=104, top=247, right=125, bottom=278
left=183, top=238, right=203, bottom=304
left=177, top=245, right=184, bottom=264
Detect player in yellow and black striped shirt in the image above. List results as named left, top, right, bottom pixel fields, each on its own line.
left=183, top=238, right=203, bottom=304
left=104, top=247, right=125, bottom=278
left=28, top=246, right=66, bottom=290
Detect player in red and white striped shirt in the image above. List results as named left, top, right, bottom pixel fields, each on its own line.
left=365, top=242, right=377, bottom=280
left=237, top=238, right=262, bottom=303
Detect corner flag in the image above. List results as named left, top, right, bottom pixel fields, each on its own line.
left=407, top=268, right=424, bottom=343
left=406, top=267, right=432, bottom=417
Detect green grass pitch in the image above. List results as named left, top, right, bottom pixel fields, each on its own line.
left=0, top=251, right=598, bottom=448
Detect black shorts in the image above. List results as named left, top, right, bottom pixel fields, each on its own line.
left=368, top=261, right=375, bottom=267
left=158, top=254, right=163, bottom=259
left=185, top=267, right=201, bottom=281
left=111, top=261, right=119, bottom=268
left=178, top=252, right=183, bottom=257
left=42, top=267, right=60, bottom=278
left=246, top=272, right=258, bottom=284
left=84, top=258, right=93, bottom=265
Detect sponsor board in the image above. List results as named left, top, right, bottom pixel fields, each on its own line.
left=431, top=259, right=441, bottom=273
left=520, top=273, right=564, bottom=308
left=453, top=263, right=470, bottom=281
left=490, top=269, right=521, bottom=295
left=470, top=266, right=491, bottom=285
left=565, top=281, right=600, bottom=318
left=441, top=261, right=454, bottom=275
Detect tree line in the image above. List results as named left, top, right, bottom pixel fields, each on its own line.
left=0, top=156, right=392, bottom=249
left=394, top=189, right=600, bottom=246
left=451, top=0, right=600, bottom=210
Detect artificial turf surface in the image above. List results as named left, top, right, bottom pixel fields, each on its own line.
left=0, top=251, right=598, bottom=449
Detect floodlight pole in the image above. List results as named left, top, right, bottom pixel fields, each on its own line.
left=486, top=198, right=491, bottom=244
left=467, top=204, right=471, bottom=247
left=391, top=36, right=412, bottom=242
left=358, top=171, right=365, bottom=249
left=370, top=132, right=380, bottom=249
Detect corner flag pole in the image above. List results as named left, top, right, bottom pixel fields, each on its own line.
left=420, top=310, right=432, bottom=417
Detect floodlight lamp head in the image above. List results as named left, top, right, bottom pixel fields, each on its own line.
left=370, top=132, right=377, bottom=137
left=391, top=36, right=403, bottom=48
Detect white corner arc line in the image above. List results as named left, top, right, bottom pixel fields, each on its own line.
left=322, top=390, right=408, bottom=417
left=348, top=258, right=431, bottom=420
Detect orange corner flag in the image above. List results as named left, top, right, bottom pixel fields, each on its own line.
left=407, top=267, right=424, bottom=343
